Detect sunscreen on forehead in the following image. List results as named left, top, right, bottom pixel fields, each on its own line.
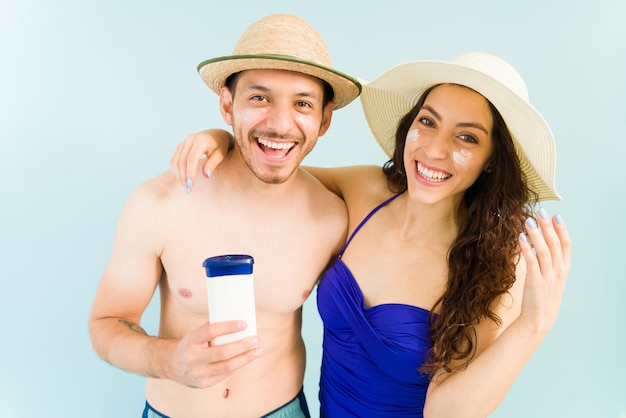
left=407, top=129, right=420, bottom=141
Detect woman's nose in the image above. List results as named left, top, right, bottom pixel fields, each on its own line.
left=422, top=133, right=449, bottom=159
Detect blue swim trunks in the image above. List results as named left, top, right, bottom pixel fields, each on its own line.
left=142, top=388, right=310, bottom=418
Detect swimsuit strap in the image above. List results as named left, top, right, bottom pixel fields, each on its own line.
left=339, top=193, right=402, bottom=258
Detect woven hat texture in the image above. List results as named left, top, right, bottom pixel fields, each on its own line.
left=198, top=14, right=360, bottom=110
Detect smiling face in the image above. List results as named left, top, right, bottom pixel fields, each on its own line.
left=219, top=69, right=333, bottom=184
left=403, top=84, right=495, bottom=206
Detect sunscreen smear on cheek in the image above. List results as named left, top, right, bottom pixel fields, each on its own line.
left=452, top=148, right=473, bottom=165
left=295, top=114, right=317, bottom=132
left=406, top=129, right=420, bottom=142
left=239, top=107, right=267, bottom=126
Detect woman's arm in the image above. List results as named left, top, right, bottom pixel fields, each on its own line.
left=302, top=165, right=353, bottom=199
left=168, top=129, right=380, bottom=200
left=424, top=211, right=571, bottom=418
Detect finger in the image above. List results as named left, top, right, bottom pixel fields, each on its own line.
left=523, top=217, right=554, bottom=275
left=179, top=135, right=200, bottom=193
left=169, top=142, right=188, bottom=188
left=553, top=214, right=572, bottom=276
left=205, top=335, right=262, bottom=363
left=184, top=142, right=209, bottom=192
left=534, top=209, right=564, bottom=269
left=195, top=343, right=264, bottom=388
left=202, top=159, right=213, bottom=179
left=194, top=320, right=248, bottom=345
left=202, top=146, right=228, bottom=179
left=518, top=229, right=540, bottom=279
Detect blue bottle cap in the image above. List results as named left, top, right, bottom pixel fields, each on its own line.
left=202, top=254, right=254, bottom=277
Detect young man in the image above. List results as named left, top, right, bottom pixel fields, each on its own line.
left=88, top=14, right=360, bottom=418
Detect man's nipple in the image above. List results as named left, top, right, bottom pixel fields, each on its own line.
left=178, top=288, right=193, bottom=298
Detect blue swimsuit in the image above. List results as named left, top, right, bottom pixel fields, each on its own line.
left=317, top=194, right=432, bottom=417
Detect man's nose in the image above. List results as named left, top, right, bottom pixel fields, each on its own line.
left=265, top=102, right=295, bottom=135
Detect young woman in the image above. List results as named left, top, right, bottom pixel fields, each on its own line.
left=170, top=52, right=571, bottom=417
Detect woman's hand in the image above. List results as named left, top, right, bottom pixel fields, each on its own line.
left=169, top=129, right=234, bottom=194
left=518, top=209, right=572, bottom=334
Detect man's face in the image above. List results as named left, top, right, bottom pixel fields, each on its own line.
left=220, top=69, right=333, bottom=184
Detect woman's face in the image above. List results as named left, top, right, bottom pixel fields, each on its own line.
left=403, top=83, right=495, bottom=205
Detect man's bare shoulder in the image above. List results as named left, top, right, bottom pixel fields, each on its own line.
left=115, top=170, right=183, bottom=234
left=139, top=169, right=180, bottom=195
left=126, top=170, right=181, bottom=205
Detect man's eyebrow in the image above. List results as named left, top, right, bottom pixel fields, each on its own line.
left=244, top=83, right=320, bottom=95
left=243, top=84, right=270, bottom=93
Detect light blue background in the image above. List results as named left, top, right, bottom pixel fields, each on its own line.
left=1, top=0, right=624, bottom=416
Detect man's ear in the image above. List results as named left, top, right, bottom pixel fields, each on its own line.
left=219, top=86, right=234, bottom=126
left=318, top=101, right=334, bottom=137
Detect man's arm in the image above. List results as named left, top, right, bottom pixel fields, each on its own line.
left=88, top=181, right=175, bottom=377
left=88, top=180, right=262, bottom=388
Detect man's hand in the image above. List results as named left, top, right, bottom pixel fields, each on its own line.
left=168, top=320, right=262, bottom=388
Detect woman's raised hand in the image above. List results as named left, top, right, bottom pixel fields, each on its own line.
left=518, top=209, right=572, bottom=334
left=169, top=129, right=234, bottom=194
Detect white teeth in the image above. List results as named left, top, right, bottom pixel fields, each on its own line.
left=417, top=162, right=451, bottom=182
left=257, top=138, right=295, bottom=150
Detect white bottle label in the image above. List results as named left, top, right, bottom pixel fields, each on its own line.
left=206, top=274, right=257, bottom=345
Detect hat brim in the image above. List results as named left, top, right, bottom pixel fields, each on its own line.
left=198, top=54, right=361, bottom=110
left=360, top=60, right=560, bottom=201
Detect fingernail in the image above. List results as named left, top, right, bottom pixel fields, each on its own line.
left=184, top=186, right=190, bottom=195
left=556, top=214, right=564, bottom=225
left=520, top=232, right=528, bottom=243
left=538, top=208, right=548, bottom=220
left=205, top=168, right=212, bottom=178
left=186, top=178, right=193, bottom=188
left=525, top=218, right=537, bottom=229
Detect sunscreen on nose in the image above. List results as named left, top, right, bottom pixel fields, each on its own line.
left=203, top=254, right=257, bottom=345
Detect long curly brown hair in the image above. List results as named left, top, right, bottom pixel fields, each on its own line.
left=382, top=84, right=539, bottom=377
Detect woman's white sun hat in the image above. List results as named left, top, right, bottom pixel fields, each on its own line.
left=360, top=52, right=560, bottom=201
left=197, top=14, right=361, bottom=110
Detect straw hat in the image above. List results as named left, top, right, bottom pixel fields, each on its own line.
left=197, top=14, right=361, bottom=110
left=360, top=52, right=560, bottom=201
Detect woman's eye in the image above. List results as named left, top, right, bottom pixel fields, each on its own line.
left=418, top=117, right=434, bottom=127
left=459, top=134, right=478, bottom=144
